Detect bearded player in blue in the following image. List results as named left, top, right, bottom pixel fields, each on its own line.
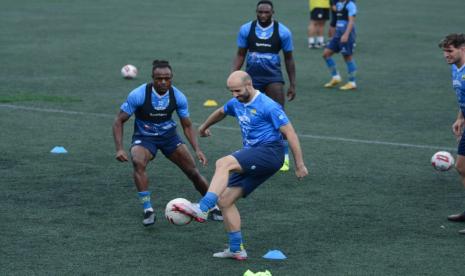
left=232, top=0, right=296, bottom=172
left=438, top=34, right=465, bottom=234
left=323, top=0, right=357, bottom=90
left=174, top=71, right=308, bottom=260
left=112, top=60, right=222, bottom=227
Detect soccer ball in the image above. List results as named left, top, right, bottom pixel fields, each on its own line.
left=165, top=198, right=193, bottom=226
left=431, top=151, right=455, bottom=171
left=120, top=64, right=137, bottom=79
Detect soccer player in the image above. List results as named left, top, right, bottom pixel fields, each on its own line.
left=307, top=0, right=330, bottom=49
left=112, top=60, right=222, bottom=226
left=438, top=34, right=465, bottom=234
left=174, top=71, right=308, bottom=260
left=322, top=0, right=357, bottom=90
left=231, top=0, right=296, bottom=171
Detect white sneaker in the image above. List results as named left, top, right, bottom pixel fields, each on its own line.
left=213, top=248, right=248, bottom=260
left=173, top=202, right=208, bottom=222
left=209, top=206, right=224, bottom=221
left=142, top=210, right=155, bottom=226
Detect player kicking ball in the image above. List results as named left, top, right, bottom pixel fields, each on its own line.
left=174, top=71, right=308, bottom=260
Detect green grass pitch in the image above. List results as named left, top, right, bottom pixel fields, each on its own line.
left=1, top=0, right=465, bottom=275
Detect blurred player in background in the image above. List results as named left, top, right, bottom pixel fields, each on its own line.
left=322, top=0, right=357, bottom=90
left=112, top=60, right=222, bottom=226
left=439, top=34, right=465, bottom=234
left=307, top=0, right=330, bottom=49
left=327, top=0, right=337, bottom=39
left=174, top=71, right=308, bottom=260
left=231, top=0, right=296, bottom=172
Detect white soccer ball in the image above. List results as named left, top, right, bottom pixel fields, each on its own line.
left=165, top=198, right=193, bottom=226
left=120, top=64, right=137, bottom=79
left=431, top=151, right=455, bottom=171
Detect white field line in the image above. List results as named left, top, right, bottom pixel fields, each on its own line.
left=0, top=103, right=455, bottom=151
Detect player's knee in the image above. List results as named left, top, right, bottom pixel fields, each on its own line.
left=217, top=197, right=231, bottom=209
left=215, top=157, right=235, bottom=172
left=131, top=158, right=146, bottom=172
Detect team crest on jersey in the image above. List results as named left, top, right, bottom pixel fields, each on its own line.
left=462, top=74, right=465, bottom=80
left=250, top=109, right=257, bottom=115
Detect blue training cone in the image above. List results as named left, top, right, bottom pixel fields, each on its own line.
left=262, top=250, right=287, bottom=260
left=50, top=146, right=68, bottom=154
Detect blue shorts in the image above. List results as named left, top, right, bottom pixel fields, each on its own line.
left=228, top=142, right=285, bottom=197
left=326, top=35, right=356, bottom=56
left=131, top=134, right=184, bottom=158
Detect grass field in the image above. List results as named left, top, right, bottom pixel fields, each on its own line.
left=2, top=0, right=465, bottom=275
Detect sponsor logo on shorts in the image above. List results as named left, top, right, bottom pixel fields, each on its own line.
left=251, top=165, right=256, bottom=170
left=134, top=140, right=142, bottom=144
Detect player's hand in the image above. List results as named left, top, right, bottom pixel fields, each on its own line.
left=340, top=34, right=349, bottom=43
left=198, top=125, right=211, bottom=137
left=452, top=119, right=464, bottom=140
left=196, top=150, right=208, bottom=166
left=115, top=150, right=129, bottom=162
left=295, top=164, right=308, bottom=180
left=287, top=86, right=296, bottom=101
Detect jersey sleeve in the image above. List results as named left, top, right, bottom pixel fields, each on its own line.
left=173, top=87, right=189, bottom=118
left=237, top=22, right=252, bottom=48
left=120, top=84, right=146, bottom=116
left=347, top=2, right=357, bottom=16
left=279, top=24, right=294, bottom=52
left=268, top=105, right=289, bottom=129
left=223, top=99, right=237, bottom=117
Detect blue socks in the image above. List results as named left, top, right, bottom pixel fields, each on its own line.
left=325, top=57, right=339, bottom=77
left=229, top=231, right=243, bottom=252
left=346, top=60, right=357, bottom=82
left=138, top=191, right=152, bottom=211
left=199, top=192, right=218, bottom=212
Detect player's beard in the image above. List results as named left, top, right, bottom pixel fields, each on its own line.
left=236, top=89, right=251, bottom=103
left=258, top=18, right=272, bottom=28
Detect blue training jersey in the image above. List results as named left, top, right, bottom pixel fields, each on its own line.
left=223, top=91, right=289, bottom=148
left=120, top=84, right=189, bottom=137
left=237, top=21, right=293, bottom=87
left=452, top=64, right=465, bottom=114
left=335, top=0, right=357, bottom=37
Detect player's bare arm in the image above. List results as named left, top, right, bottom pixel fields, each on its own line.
left=231, top=48, right=248, bottom=72
left=341, top=16, right=355, bottom=43
left=180, top=117, right=207, bottom=166
left=453, top=110, right=465, bottom=139
left=112, top=111, right=131, bottom=162
left=279, top=123, right=308, bottom=179
left=284, top=51, right=296, bottom=101
left=198, top=107, right=227, bottom=137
